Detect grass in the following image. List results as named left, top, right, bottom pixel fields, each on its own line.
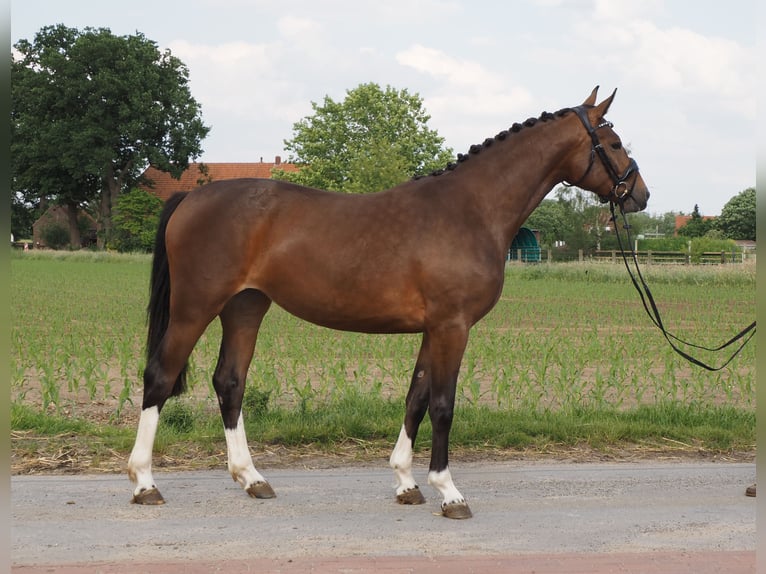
left=10, top=250, right=756, bottom=472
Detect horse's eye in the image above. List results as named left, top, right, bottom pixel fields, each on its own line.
left=611, top=141, right=622, bottom=150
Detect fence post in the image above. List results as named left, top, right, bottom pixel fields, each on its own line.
left=578, top=249, right=583, bottom=262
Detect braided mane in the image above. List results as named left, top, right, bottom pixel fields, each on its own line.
left=415, top=107, right=573, bottom=179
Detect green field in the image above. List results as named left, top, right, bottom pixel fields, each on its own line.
left=10, top=250, right=756, bottom=471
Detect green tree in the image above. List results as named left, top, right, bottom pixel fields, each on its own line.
left=111, top=188, right=164, bottom=252
left=273, top=83, right=453, bottom=192
left=553, top=185, right=612, bottom=251
left=12, top=25, right=209, bottom=249
left=11, top=191, right=38, bottom=240
left=524, top=199, right=569, bottom=247
left=655, top=211, right=680, bottom=237
left=715, top=187, right=755, bottom=240
left=677, top=204, right=713, bottom=238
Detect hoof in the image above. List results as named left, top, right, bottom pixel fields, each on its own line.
left=131, top=488, right=165, bottom=505
left=246, top=481, right=276, bottom=499
left=396, top=486, right=426, bottom=505
left=441, top=501, right=472, bottom=519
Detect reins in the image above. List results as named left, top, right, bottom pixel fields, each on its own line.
left=610, top=202, right=756, bottom=372
left=567, top=103, right=755, bottom=371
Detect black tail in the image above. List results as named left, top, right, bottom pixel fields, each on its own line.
left=146, top=191, right=189, bottom=397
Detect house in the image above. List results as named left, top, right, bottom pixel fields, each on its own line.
left=673, top=214, right=716, bottom=235
left=32, top=205, right=97, bottom=249
left=139, top=157, right=299, bottom=202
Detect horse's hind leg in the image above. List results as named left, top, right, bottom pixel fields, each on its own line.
left=213, top=289, right=275, bottom=499
left=129, top=318, right=210, bottom=504
left=390, top=333, right=431, bottom=505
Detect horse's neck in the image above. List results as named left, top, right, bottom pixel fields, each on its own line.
left=453, top=115, right=579, bottom=248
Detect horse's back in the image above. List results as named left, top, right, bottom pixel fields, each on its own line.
left=163, top=177, right=504, bottom=333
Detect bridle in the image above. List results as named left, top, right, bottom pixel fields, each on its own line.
left=563, top=107, right=755, bottom=371
left=564, top=105, right=640, bottom=207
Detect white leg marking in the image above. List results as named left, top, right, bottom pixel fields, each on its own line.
left=428, top=467, right=466, bottom=509
left=389, top=425, right=418, bottom=495
left=224, top=412, right=267, bottom=490
left=128, top=406, right=160, bottom=496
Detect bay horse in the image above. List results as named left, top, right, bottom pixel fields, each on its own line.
left=128, top=86, right=649, bottom=519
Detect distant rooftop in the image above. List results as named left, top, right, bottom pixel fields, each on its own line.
left=139, top=157, right=298, bottom=201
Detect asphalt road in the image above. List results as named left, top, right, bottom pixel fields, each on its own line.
left=11, top=461, right=756, bottom=571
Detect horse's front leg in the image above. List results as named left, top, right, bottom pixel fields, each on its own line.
left=426, top=324, right=472, bottom=519
left=222, top=412, right=275, bottom=499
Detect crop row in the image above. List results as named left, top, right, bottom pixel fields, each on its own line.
left=10, top=252, right=755, bottom=422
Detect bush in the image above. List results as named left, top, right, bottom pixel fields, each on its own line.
left=41, top=222, right=70, bottom=249
left=688, top=237, right=740, bottom=263
left=111, top=189, right=163, bottom=252
left=636, top=236, right=688, bottom=251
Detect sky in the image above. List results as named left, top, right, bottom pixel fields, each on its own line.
left=10, top=0, right=756, bottom=216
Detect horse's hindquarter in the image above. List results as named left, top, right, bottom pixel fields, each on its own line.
left=168, top=179, right=505, bottom=334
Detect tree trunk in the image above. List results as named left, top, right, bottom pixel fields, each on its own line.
left=97, top=185, right=109, bottom=250
left=65, top=202, right=82, bottom=249
left=96, top=165, right=124, bottom=250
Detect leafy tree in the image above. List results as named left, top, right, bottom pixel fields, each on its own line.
left=677, top=204, right=713, bottom=238
left=523, top=199, right=569, bottom=247
left=552, top=185, right=612, bottom=251
left=111, top=188, right=164, bottom=252
left=11, top=191, right=38, bottom=240
left=715, top=187, right=755, bottom=240
left=12, top=25, right=209, bottom=249
left=655, top=211, right=681, bottom=237
left=273, top=83, right=454, bottom=192
left=618, top=210, right=675, bottom=238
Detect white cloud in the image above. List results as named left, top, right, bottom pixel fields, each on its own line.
left=581, top=3, right=755, bottom=119
left=397, top=44, right=498, bottom=89
left=395, top=43, right=538, bottom=151
left=632, top=25, right=752, bottom=104
left=167, top=38, right=310, bottom=137
left=396, top=44, right=534, bottom=116
left=277, top=15, right=323, bottom=42
left=170, top=40, right=272, bottom=73
left=592, top=0, right=664, bottom=21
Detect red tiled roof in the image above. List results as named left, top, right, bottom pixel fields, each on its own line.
left=139, top=159, right=299, bottom=201
left=674, top=214, right=716, bottom=232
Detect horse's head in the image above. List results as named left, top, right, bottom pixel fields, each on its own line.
left=564, top=86, right=649, bottom=213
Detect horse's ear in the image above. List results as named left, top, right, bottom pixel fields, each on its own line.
left=582, top=86, right=599, bottom=106
left=593, top=88, right=617, bottom=117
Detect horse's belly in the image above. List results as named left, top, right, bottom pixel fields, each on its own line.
left=270, top=292, right=426, bottom=334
